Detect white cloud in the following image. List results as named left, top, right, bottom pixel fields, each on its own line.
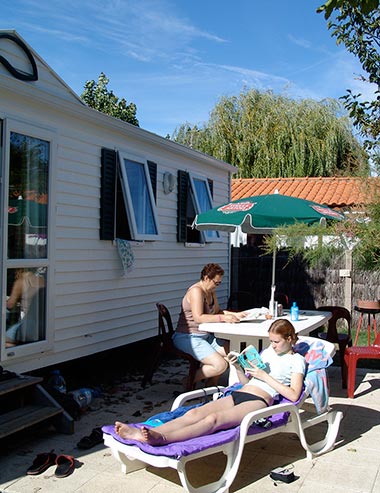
left=320, top=50, right=378, bottom=102
left=288, top=34, right=312, bottom=49
left=14, top=0, right=226, bottom=64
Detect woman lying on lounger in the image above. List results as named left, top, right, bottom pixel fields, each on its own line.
left=115, top=319, right=306, bottom=446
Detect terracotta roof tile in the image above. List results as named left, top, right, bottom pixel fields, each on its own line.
left=231, top=177, right=380, bottom=209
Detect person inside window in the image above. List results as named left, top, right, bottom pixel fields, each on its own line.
left=6, top=268, right=45, bottom=346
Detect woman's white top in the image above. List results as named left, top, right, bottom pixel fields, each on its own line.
left=246, top=345, right=306, bottom=398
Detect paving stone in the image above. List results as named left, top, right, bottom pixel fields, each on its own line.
left=0, top=359, right=379, bottom=493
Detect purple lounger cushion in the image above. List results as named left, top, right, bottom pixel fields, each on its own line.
left=102, top=411, right=288, bottom=460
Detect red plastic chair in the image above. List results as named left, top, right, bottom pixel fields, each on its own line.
left=343, top=333, right=380, bottom=398
left=141, top=303, right=199, bottom=391
left=275, top=292, right=289, bottom=309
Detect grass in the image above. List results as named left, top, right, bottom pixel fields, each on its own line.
left=316, top=324, right=380, bottom=369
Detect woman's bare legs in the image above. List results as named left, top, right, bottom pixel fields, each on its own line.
left=115, top=395, right=267, bottom=445
left=115, top=397, right=233, bottom=441
left=195, top=349, right=228, bottom=385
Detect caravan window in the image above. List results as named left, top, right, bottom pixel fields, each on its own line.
left=5, top=130, right=49, bottom=349
left=118, top=152, right=160, bottom=241
left=189, top=174, right=220, bottom=243
left=177, top=171, right=220, bottom=244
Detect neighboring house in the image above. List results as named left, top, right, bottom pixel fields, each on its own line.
left=231, top=176, right=380, bottom=211
left=230, top=176, right=379, bottom=247
left=0, top=31, right=235, bottom=373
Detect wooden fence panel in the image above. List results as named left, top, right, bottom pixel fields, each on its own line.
left=231, top=245, right=380, bottom=332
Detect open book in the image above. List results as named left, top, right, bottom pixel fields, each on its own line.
left=228, top=345, right=266, bottom=371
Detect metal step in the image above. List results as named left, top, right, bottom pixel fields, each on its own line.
left=0, top=404, right=62, bottom=439
left=0, top=375, right=74, bottom=438
left=0, top=375, right=43, bottom=396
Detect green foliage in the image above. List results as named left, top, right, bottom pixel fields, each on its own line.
left=9, top=134, right=49, bottom=196
left=262, top=223, right=344, bottom=270
left=318, top=2, right=380, bottom=168
left=172, top=89, right=368, bottom=177
left=263, top=180, right=380, bottom=271
left=81, top=73, right=139, bottom=126
left=317, top=0, right=379, bottom=19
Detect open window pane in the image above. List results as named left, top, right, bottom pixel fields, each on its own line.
left=190, top=175, right=220, bottom=242
left=4, top=130, right=49, bottom=349
left=118, top=153, right=160, bottom=241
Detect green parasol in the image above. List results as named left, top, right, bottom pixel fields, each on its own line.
left=193, top=193, right=344, bottom=234
left=193, top=192, right=345, bottom=309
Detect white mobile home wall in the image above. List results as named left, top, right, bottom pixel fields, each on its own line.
left=0, top=31, right=236, bottom=373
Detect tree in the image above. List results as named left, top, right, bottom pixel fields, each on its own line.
left=172, top=89, right=368, bottom=178
left=259, top=174, right=380, bottom=272
left=81, top=72, right=139, bottom=126
left=317, top=2, right=380, bottom=171
left=317, top=0, right=379, bottom=19
left=264, top=194, right=380, bottom=272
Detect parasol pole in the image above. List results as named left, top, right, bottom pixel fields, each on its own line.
left=269, top=189, right=279, bottom=315
left=269, top=245, right=276, bottom=315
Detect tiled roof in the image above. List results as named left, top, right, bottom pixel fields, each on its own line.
left=231, top=177, right=380, bottom=208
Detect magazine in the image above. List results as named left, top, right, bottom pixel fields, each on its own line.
left=240, top=307, right=269, bottom=322
left=228, top=345, right=266, bottom=371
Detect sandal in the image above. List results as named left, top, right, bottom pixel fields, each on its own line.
left=54, top=455, right=75, bottom=478
left=26, top=450, right=57, bottom=475
left=76, top=427, right=103, bottom=449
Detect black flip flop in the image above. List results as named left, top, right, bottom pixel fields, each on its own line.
left=76, top=427, right=103, bottom=449
left=54, top=455, right=75, bottom=478
left=26, top=450, right=57, bottom=475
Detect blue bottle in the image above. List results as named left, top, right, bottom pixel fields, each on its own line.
left=290, top=302, right=299, bottom=322
left=48, top=369, right=67, bottom=393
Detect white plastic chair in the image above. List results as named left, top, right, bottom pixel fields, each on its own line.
left=103, top=336, right=343, bottom=493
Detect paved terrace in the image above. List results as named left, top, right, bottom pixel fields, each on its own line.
left=0, top=356, right=379, bottom=493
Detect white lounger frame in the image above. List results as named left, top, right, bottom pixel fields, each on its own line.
left=103, top=338, right=343, bottom=493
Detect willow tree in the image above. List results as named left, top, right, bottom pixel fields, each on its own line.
left=172, top=89, right=368, bottom=178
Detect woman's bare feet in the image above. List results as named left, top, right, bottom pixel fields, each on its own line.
left=140, top=426, right=166, bottom=445
left=114, top=422, right=166, bottom=445
left=114, top=421, right=145, bottom=441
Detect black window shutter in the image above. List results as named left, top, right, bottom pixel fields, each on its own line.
left=177, top=170, right=189, bottom=242
left=100, top=148, right=117, bottom=240
left=147, top=160, right=157, bottom=201
left=208, top=178, right=214, bottom=198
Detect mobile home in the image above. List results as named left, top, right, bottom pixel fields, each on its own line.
left=0, top=31, right=235, bottom=373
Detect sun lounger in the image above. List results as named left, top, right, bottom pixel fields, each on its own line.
left=102, top=337, right=343, bottom=493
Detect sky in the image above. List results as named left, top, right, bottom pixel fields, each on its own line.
left=2, top=0, right=373, bottom=138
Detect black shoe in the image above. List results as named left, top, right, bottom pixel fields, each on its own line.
left=76, top=427, right=103, bottom=449
left=26, top=451, right=57, bottom=475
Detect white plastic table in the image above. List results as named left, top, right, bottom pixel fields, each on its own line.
left=200, top=310, right=332, bottom=351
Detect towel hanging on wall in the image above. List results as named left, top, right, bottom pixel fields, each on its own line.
left=115, top=238, right=135, bottom=275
